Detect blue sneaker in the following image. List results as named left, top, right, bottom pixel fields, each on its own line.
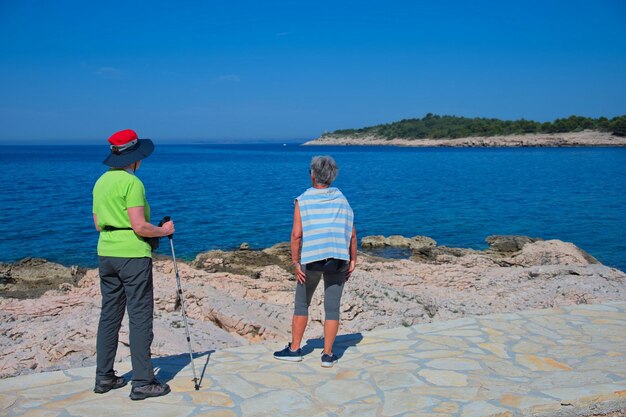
left=273, top=343, right=303, bottom=362
left=321, top=352, right=338, bottom=368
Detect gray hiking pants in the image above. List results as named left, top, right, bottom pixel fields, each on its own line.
left=96, top=256, right=155, bottom=387
left=294, top=264, right=346, bottom=320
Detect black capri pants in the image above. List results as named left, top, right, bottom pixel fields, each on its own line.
left=294, top=262, right=347, bottom=320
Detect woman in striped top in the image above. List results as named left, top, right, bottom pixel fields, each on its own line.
left=274, top=156, right=357, bottom=368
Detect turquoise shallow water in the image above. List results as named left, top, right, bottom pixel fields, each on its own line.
left=1, top=144, right=625, bottom=270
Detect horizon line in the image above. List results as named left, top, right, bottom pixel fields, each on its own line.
left=0, top=139, right=311, bottom=146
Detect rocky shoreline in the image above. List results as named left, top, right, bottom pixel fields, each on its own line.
left=303, top=130, right=626, bottom=147
left=1, top=235, right=625, bottom=379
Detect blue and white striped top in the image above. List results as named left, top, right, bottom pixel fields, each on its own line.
left=296, top=187, right=354, bottom=265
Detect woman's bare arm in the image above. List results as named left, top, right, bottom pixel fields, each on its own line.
left=128, top=206, right=175, bottom=237
left=290, top=201, right=306, bottom=283
left=93, top=213, right=101, bottom=232
left=346, top=226, right=357, bottom=280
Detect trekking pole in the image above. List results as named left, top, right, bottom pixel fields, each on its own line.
left=162, top=216, right=200, bottom=391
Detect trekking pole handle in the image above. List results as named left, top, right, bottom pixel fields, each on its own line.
left=160, top=216, right=173, bottom=239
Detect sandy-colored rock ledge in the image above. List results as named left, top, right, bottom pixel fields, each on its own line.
left=1, top=236, right=625, bottom=380
left=1, top=302, right=625, bottom=417
left=303, top=130, right=626, bottom=147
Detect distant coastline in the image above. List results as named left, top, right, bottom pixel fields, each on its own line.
left=303, top=130, right=626, bottom=147
left=304, top=114, right=626, bottom=147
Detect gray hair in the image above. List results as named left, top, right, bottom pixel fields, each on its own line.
left=310, top=155, right=338, bottom=186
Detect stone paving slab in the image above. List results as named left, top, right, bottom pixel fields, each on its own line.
left=2, top=302, right=626, bottom=417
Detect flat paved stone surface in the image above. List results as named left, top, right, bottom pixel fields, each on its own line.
left=2, top=302, right=626, bottom=417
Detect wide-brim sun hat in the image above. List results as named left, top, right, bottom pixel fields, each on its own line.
left=103, top=129, right=154, bottom=168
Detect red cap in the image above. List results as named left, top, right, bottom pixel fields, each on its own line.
left=108, top=129, right=139, bottom=146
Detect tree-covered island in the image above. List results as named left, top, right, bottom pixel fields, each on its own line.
left=303, top=114, right=626, bottom=147
left=325, top=114, right=626, bottom=140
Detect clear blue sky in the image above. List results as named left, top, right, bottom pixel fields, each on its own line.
left=1, top=0, right=625, bottom=143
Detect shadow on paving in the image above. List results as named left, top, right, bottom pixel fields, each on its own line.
left=117, top=333, right=363, bottom=387
left=301, top=332, right=364, bottom=358
left=120, top=350, right=215, bottom=387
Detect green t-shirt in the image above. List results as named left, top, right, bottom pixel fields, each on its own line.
left=92, top=169, right=152, bottom=258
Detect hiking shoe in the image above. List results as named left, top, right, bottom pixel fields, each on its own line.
left=273, top=343, right=303, bottom=362
left=129, top=381, right=171, bottom=401
left=321, top=352, right=338, bottom=368
left=94, top=374, right=127, bottom=394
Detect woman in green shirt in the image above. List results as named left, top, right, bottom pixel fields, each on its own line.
left=92, top=129, right=174, bottom=401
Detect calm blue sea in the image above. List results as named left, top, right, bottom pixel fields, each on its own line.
left=1, top=144, right=625, bottom=271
